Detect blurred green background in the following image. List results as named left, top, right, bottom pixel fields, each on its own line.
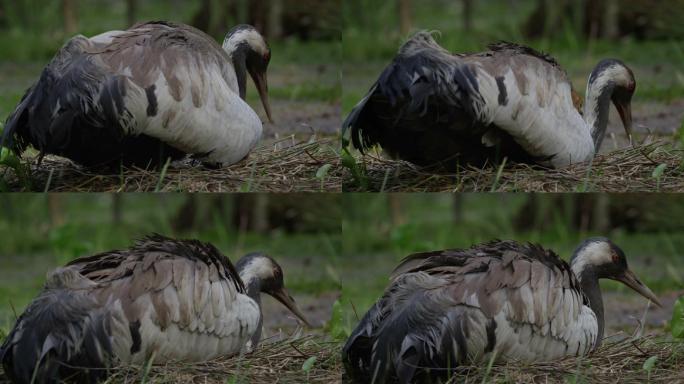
left=0, top=0, right=341, bottom=139
left=342, top=0, right=684, bottom=145
left=0, top=194, right=342, bottom=339
left=337, top=194, right=684, bottom=341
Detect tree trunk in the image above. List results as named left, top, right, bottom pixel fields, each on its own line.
left=216, top=0, right=240, bottom=37
left=603, top=0, right=619, bottom=39
left=0, top=195, right=13, bottom=219
left=586, top=0, right=604, bottom=39
left=14, top=0, right=29, bottom=29
left=388, top=195, right=405, bottom=227
left=48, top=195, right=64, bottom=227
left=248, top=0, right=267, bottom=36
left=112, top=195, right=123, bottom=224
left=172, top=195, right=198, bottom=232
left=252, top=194, right=269, bottom=233
left=234, top=195, right=251, bottom=232
left=268, top=0, right=284, bottom=39
left=398, top=0, right=412, bottom=35
left=62, top=0, right=77, bottom=35
left=0, top=1, right=7, bottom=29
left=126, top=0, right=137, bottom=27
left=192, top=0, right=212, bottom=33
left=452, top=195, right=463, bottom=223
left=592, top=194, right=610, bottom=232
left=462, top=0, right=473, bottom=32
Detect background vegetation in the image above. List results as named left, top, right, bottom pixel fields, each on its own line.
left=342, top=0, right=684, bottom=111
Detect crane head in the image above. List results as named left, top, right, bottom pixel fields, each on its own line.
left=571, top=238, right=661, bottom=307
left=236, top=253, right=311, bottom=327
left=588, top=59, right=636, bottom=147
left=611, top=73, right=635, bottom=146
left=223, top=25, right=273, bottom=123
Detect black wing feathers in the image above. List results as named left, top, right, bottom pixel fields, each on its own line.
left=342, top=240, right=581, bottom=383
left=0, top=289, right=112, bottom=384
left=68, top=234, right=245, bottom=293
left=487, top=41, right=562, bottom=70
left=342, top=301, right=384, bottom=383
left=1, top=235, right=243, bottom=384
left=343, top=45, right=484, bottom=162
left=1, top=36, right=184, bottom=167
left=2, top=38, right=125, bottom=162
left=342, top=34, right=561, bottom=169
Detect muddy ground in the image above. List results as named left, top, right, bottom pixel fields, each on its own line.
left=604, top=289, right=683, bottom=336
left=261, top=291, right=338, bottom=338
left=261, top=101, right=340, bottom=143
left=601, top=99, right=684, bottom=151
left=258, top=255, right=338, bottom=338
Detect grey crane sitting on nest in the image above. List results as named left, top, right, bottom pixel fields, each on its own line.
left=0, top=235, right=309, bottom=384
left=1, top=21, right=273, bottom=169
left=342, top=238, right=660, bottom=384
left=342, top=31, right=636, bottom=169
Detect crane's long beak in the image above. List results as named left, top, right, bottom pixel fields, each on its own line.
left=251, top=71, right=274, bottom=123
left=617, top=268, right=662, bottom=308
left=615, top=102, right=633, bottom=146
left=271, top=287, right=312, bottom=327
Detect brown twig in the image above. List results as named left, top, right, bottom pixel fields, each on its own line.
left=2, top=138, right=342, bottom=192
left=345, top=141, right=684, bottom=192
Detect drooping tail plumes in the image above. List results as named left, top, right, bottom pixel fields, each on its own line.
left=0, top=36, right=121, bottom=163
left=0, top=286, right=113, bottom=384
left=1, top=87, right=34, bottom=155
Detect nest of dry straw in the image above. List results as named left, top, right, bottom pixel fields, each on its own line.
left=104, top=335, right=341, bottom=384
left=445, top=334, right=684, bottom=384
left=344, top=141, right=684, bottom=192
left=1, top=137, right=341, bottom=192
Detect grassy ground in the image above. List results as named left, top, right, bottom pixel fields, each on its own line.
left=343, top=141, right=684, bottom=192
left=341, top=0, right=684, bottom=192
left=2, top=137, right=341, bottom=192
left=0, top=195, right=342, bottom=383
left=103, top=335, right=341, bottom=384
left=338, top=194, right=684, bottom=383
left=0, top=1, right=342, bottom=192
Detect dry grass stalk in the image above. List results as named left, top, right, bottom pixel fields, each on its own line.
left=104, top=335, right=341, bottom=384
left=445, top=334, right=684, bottom=384
left=343, top=141, right=684, bottom=192
left=2, top=335, right=681, bottom=383
left=1, top=137, right=342, bottom=192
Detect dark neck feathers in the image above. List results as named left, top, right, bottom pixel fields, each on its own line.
left=576, top=266, right=604, bottom=349
left=585, top=63, right=619, bottom=151
left=244, top=278, right=264, bottom=347
left=232, top=43, right=250, bottom=100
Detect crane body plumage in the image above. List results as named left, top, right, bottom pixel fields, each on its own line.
left=343, top=32, right=635, bottom=169
left=342, top=239, right=660, bottom=384
left=1, top=22, right=272, bottom=168
left=0, top=235, right=308, bottom=384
